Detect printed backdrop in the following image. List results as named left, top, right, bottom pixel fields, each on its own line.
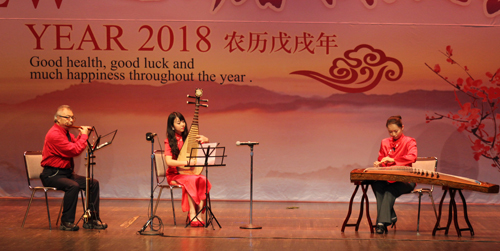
left=1, top=0, right=500, bottom=204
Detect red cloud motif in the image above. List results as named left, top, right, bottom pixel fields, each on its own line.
left=257, top=0, right=284, bottom=9
left=212, top=0, right=285, bottom=13
left=484, top=0, right=500, bottom=17
left=0, top=0, right=9, bottom=7
left=290, top=44, right=403, bottom=93
left=0, top=0, right=62, bottom=8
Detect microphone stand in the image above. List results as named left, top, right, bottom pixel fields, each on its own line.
left=139, top=133, right=162, bottom=235
left=240, top=143, right=262, bottom=229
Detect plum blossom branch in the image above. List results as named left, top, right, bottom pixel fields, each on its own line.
left=425, top=46, right=500, bottom=171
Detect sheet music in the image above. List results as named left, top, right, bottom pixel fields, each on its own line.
left=196, top=142, right=218, bottom=165
left=89, top=128, right=117, bottom=152
left=96, top=130, right=117, bottom=150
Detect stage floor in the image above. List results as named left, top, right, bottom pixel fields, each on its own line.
left=1, top=198, right=499, bottom=251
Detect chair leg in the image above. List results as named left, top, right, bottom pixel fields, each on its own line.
left=153, top=187, right=164, bottom=216
left=56, top=199, right=63, bottom=227
left=44, top=191, right=52, bottom=230
left=170, top=187, right=177, bottom=226
left=417, top=192, right=422, bottom=233
left=429, top=192, right=439, bottom=224
left=21, top=190, right=37, bottom=228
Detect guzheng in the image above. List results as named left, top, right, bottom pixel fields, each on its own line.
left=177, top=88, right=208, bottom=175
left=350, top=167, right=499, bottom=193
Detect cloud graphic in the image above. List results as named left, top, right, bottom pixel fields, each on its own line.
left=291, top=44, right=403, bottom=93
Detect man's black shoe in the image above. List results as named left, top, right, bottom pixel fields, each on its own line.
left=93, top=220, right=108, bottom=229
left=83, top=221, right=93, bottom=229
left=83, top=220, right=108, bottom=230
left=59, top=222, right=79, bottom=231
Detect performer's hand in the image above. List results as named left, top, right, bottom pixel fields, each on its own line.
left=79, top=126, right=91, bottom=135
left=380, top=157, right=395, bottom=164
left=373, top=161, right=381, bottom=167
left=187, top=158, right=197, bottom=166
left=196, top=135, right=209, bottom=144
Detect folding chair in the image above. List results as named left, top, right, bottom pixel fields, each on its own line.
left=411, top=156, right=439, bottom=233
left=21, top=151, right=84, bottom=229
left=153, top=150, right=183, bottom=226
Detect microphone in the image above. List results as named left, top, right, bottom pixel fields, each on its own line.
left=236, top=141, right=259, bottom=146
left=146, top=132, right=157, bottom=141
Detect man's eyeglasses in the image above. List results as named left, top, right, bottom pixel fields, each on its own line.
left=58, top=115, right=75, bottom=120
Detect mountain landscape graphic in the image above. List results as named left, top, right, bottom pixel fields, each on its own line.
left=0, top=81, right=461, bottom=114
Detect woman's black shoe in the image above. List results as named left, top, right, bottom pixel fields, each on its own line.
left=390, top=216, right=397, bottom=229
left=391, top=216, right=397, bottom=224
left=375, top=223, right=387, bottom=234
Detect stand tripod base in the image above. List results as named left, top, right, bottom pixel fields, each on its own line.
left=139, top=229, right=161, bottom=235
left=240, top=224, right=262, bottom=229
left=138, top=216, right=162, bottom=235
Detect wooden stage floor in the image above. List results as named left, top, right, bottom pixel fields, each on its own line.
left=1, top=198, right=499, bottom=251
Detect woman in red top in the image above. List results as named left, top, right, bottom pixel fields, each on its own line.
left=164, top=112, right=211, bottom=227
left=372, top=115, right=417, bottom=234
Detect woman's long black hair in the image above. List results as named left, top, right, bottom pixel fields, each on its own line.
left=166, top=112, right=189, bottom=159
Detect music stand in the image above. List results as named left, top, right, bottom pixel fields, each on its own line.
left=185, top=143, right=226, bottom=229
left=77, top=127, right=117, bottom=227
left=91, top=128, right=118, bottom=152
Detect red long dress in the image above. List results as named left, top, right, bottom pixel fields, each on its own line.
left=164, top=134, right=211, bottom=212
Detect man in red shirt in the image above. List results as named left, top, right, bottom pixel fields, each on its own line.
left=40, top=105, right=107, bottom=231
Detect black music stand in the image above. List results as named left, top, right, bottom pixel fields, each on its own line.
left=77, top=127, right=117, bottom=227
left=185, top=143, right=226, bottom=229
left=240, top=143, right=262, bottom=229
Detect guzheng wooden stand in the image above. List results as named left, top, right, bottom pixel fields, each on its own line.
left=341, top=182, right=474, bottom=236
left=432, top=187, right=474, bottom=236
left=345, top=167, right=498, bottom=236
left=341, top=181, right=374, bottom=233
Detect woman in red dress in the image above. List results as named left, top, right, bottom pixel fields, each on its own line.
left=372, top=115, right=417, bottom=234
left=164, top=111, right=211, bottom=227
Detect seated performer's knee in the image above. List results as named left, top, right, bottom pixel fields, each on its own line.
left=66, top=182, right=80, bottom=196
